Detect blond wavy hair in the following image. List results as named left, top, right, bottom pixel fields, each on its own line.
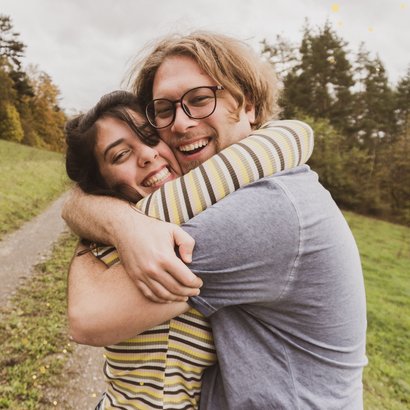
left=128, top=31, right=281, bottom=129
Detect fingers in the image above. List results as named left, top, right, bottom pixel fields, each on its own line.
left=147, top=267, right=201, bottom=298
left=133, top=258, right=202, bottom=301
left=137, top=280, right=193, bottom=303
left=163, top=256, right=203, bottom=289
left=173, top=227, right=195, bottom=264
left=115, top=219, right=202, bottom=303
left=137, top=281, right=170, bottom=304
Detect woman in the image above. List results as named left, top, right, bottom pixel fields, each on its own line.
left=65, top=90, right=313, bottom=409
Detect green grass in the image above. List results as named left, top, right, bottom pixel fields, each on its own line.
left=344, top=211, right=410, bottom=410
left=0, top=233, right=77, bottom=410
left=0, top=210, right=408, bottom=408
left=0, top=140, right=70, bottom=240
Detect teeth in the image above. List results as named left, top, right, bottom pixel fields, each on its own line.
left=179, top=138, right=208, bottom=153
left=144, top=167, right=171, bottom=187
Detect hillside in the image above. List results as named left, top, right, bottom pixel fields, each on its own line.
left=344, top=211, right=410, bottom=409
left=0, top=140, right=70, bottom=240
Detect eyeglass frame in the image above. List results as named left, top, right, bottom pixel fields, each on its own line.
left=145, top=85, right=224, bottom=129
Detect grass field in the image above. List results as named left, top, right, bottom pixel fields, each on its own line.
left=0, top=154, right=408, bottom=409
left=0, top=233, right=77, bottom=409
left=0, top=140, right=70, bottom=240
left=344, top=212, right=410, bottom=409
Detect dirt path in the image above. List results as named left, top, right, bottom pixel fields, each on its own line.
left=0, top=193, right=105, bottom=409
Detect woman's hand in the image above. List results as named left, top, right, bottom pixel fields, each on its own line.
left=63, top=187, right=202, bottom=302
left=114, top=214, right=202, bottom=303
left=68, top=245, right=190, bottom=346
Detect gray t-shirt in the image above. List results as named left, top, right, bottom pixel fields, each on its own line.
left=185, top=166, right=367, bottom=410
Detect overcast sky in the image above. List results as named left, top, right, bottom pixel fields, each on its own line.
left=1, top=0, right=409, bottom=113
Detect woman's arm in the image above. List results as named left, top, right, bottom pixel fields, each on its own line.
left=136, top=119, right=314, bottom=224
left=67, top=120, right=314, bottom=344
left=96, top=120, right=314, bottom=297
left=63, top=187, right=200, bottom=300
left=67, top=243, right=189, bottom=346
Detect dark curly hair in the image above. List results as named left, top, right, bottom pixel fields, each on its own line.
left=65, top=90, right=159, bottom=202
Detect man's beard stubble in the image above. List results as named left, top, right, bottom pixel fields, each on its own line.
left=172, top=129, right=221, bottom=175
left=182, top=160, right=202, bottom=174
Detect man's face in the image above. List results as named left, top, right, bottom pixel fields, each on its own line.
left=152, top=56, right=255, bottom=173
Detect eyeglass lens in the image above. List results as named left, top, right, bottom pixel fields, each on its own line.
left=146, top=86, right=219, bottom=129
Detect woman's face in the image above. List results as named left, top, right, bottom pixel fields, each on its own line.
left=94, top=112, right=181, bottom=198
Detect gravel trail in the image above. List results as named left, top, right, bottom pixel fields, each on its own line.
left=0, top=193, right=105, bottom=409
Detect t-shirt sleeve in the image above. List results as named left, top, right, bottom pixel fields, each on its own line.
left=184, top=177, right=301, bottom=317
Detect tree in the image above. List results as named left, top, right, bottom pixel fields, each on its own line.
left=387, top=69, right=410, bottom=224
left=9, top=68, right=34, bottom=101
left=299, top=113, right=377, bottom=212
left=27, top=67, right=67, bottom=151
left=394, top=67, right=410, bottom=137
left=0, top=14, right=25, bottom=70
left=388, top=131, right=410, bottom=225
left=281, top=21, right=355, bottom=130
left=260, top=35, right=299, bottom=80
left=351, top=46, right=396, bottom=147
left=0, top=59, right=16, bottom=102
left=0, top=101, right=24, bottom=142
left=260, top=21, right=409, bottom=224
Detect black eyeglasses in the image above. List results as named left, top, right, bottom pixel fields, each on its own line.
left=145, top=85, right=224, bottom=129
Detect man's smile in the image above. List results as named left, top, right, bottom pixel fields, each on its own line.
left=178, top=138, right=210, bottom=155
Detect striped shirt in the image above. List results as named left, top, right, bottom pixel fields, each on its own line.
left=93, top=120, right=314, bottom=409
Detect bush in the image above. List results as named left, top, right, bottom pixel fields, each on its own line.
left=0, top=102, right=24, bottom=143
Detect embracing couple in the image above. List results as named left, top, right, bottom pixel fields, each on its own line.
left=63, top=31, right=367, bottom=409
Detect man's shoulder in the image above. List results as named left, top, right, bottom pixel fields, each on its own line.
left=182, top=163, right=334, bottom=244
left=263, top=164, right=317, bottom=183
left=182, top=165, right=303, bottom=246
left=219, top=164, right=321, bottom=209
left=186, top=167, right=305, bottom=219
left=182, top=165, right=318, bottom=227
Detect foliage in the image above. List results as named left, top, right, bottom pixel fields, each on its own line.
left=351, top=46, right=397, bottom=146
left=0, top=139, right=70, bottom=240
left=0, top=15, right=66, bottom=152
left=0, top=233, right=77, bottom=409
left=0, top=60, right=17, bottom=101
left=0, top=14, right=409, bottom=224
left=388, top=129, right=410, bottom=222
left=0, top=101, right=24, bottom=142
left=0, top=15, right=25, bottom=70
left=262, top=20, right=410, bottom=225
left=26, top=67, right=67, bottom=152
left=273, top=21, right=355, bottom=130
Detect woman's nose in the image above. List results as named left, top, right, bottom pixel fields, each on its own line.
left=138, top=145, right=158, bottom=167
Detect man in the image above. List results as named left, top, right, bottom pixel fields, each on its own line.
left=65, top=32, right=367, bottom=409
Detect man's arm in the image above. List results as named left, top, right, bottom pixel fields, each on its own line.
left=185, top=178, right=300, bottom=315
left=62, top=186, right=201, bottom=302
left=64, top=120, right=313, bottom=301
left=62, top=186, right=121, bottom=242
left=67, top=242, right=190, bottom=347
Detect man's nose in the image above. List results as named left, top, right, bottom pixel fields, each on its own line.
left=171, top=104, right=198, bottom=135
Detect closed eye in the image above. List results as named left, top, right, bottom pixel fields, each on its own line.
left=189, top=95, right=213, bottom=106
left=112, top=149, right=131, bottom=164
left=156, top=106, right=173, bottom=118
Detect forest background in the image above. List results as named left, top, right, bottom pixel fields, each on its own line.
left=0, top=14, right=409, bottom=225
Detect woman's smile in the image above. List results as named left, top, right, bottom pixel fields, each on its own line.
left=94, top=113, right=181, bottom=197
left=142, top=166, right=173, bottom=188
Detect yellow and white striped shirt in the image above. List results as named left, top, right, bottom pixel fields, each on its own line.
left=94, top=120, right=314, bottom=409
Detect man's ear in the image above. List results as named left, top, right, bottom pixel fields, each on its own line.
left=245, top=101, right=256, bottom=125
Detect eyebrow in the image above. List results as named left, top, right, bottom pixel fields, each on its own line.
left=103, top=138, right=124, bottom=160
